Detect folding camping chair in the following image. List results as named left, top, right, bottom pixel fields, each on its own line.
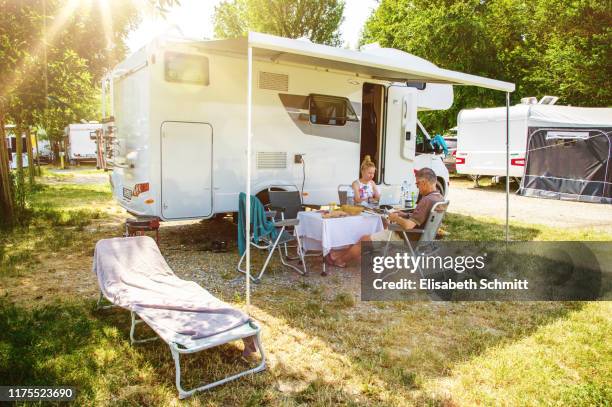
left=93, top=236, right=266, bottom=399
left=237, top=193, right=307, bottom=282
left=386, top=200, right=450, bottom=277
left=267, top=189, right=321, bottom=261
left=268, top=190, right=304, bottom=220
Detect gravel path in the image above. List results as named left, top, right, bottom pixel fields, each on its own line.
left=447, top=179, right=612, bottom=230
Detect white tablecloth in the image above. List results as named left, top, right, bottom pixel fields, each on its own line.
left=295, top=211, right=384, bottom=255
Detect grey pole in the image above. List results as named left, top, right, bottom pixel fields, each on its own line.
left=246, top=44, right=253, bottom=308
left=505, top=92, right=510, bottom=242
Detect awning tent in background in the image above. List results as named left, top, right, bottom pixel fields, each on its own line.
left=522, top=128, right=612, bottom=203
left=519, top=107, right=612, bottom=204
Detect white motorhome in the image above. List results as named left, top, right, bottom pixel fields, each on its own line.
left=456, top=100, right=612, bottom=180
left=105, top=33, right=513, bottom=220
left=4, top=125, right=29, bottom=169
left=64, top=123, right=103, bottom=164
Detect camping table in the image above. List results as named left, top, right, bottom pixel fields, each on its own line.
left=295, top=211, right=384, bottom=275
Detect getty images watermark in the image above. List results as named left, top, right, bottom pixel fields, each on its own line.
left=360, top=242, right=611, bottom=301
left=372, top=251, right=528, bottom=291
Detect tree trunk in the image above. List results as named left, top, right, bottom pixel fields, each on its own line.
left=14, top=123, right=26, bottom=215
left=0, top=116, right=15, bottom=224
left=34, top=131, right=41, bottom=176
left=60, top=136, right=67, bottom=169
left=15, top=125, right=24, bottom=179
left=52, top=140, right=60, bottom=165
left=26, top=127, right=35, bottom=187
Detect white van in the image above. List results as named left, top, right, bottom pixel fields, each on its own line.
left=64, top=123, right=103, bottom=164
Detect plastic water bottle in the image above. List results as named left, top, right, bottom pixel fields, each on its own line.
left=347, top=189, right=354, bottom=205
left=402, top=181, right=410, bottom=208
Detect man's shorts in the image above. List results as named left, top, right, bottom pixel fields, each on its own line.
left=370, top=229, right=403, bottom=242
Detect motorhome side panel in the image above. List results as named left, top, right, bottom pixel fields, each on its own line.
left=148, top=45, right=247, bottom=219
left=110, top=47, right=152, bottom=216
left=67, top=124, right=101, bottom=161
left=150, top=44, right=368, bottom=216
left=251, top=61, right=364, bottom=205
left=111, top=39, right=441, bottom=220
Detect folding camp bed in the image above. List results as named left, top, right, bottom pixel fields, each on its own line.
left=93, top=236, right=266, bottom=399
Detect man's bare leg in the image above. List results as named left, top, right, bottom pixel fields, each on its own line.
left=335, top=235, right=370, bottom=265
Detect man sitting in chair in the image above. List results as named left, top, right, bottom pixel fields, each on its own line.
left=326, top=167, right=444, bottom=267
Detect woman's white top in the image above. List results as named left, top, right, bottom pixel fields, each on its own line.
left=355, top=180, right=379, bottom=201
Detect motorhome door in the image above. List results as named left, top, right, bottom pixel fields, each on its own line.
left=382, top=86, right=418, bottom=184
left=161, top=121, right=213, bottom=219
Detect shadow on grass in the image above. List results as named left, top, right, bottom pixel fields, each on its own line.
left=0, top=183, right=113, bottom=277
left=245, top=215, right=579, bottom=399
left=160, top=216, right=239, bottom=250
left=0, top=214, right=593, bottom=404
left=0, top=224, right=111, bottom=277
left=29, top=184, right=111, bottom=209
left=156, top=211, right=543, bottom=248
left=0, top=299, right=271, bottom=405
left=255, top=286, right=585, bottom=401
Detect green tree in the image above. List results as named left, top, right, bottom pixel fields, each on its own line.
left=523, top=0, right=611, bottom=107
left=0, top=0, right=179, bottom=225
left=362, top=0, right=611, bottom=133
left=40, top=50, right=99, bottom=141
left=214, top=0, right=345, bottom=46
left=1, top=1, right=44, bottom=220
left=362, top=0, right=527, bottom=133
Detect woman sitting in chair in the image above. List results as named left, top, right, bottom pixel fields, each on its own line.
left=352, top=155, right=381, bottom=205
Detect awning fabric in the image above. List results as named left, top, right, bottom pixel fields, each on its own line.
left=185, top=32, right=515, bottom=92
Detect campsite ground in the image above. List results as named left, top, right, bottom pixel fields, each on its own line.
left=447, top=176, right=612, bottom=231
left=0, top=167, right=610, bottom=406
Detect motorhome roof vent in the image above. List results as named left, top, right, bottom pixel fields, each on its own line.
left=259, top=72, right=289, bottom=92
left=256, top=152, right=287, bottom=169
left=538, top=96, right=559, bottom=105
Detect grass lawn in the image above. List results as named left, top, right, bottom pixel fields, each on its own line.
left=0, top=169, right=610, bottom=406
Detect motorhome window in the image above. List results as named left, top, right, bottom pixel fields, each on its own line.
left=309, top=95, right=358, bottom=126
left=164, top=52, right=209, bottom=85
left=415, top=125, right=434, bottom=154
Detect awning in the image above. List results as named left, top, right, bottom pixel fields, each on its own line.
left=187, top=32, right=515, bottom=92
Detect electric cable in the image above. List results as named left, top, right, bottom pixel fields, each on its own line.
left=301, top=155, right=306, bottom=199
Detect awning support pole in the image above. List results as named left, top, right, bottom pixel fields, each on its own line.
left=505, top=92, right=510, bottom=242
left=246, top=44, right=253, bottom=309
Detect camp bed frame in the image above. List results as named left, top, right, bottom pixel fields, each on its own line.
left=96, top=293, right=266, bottom=399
